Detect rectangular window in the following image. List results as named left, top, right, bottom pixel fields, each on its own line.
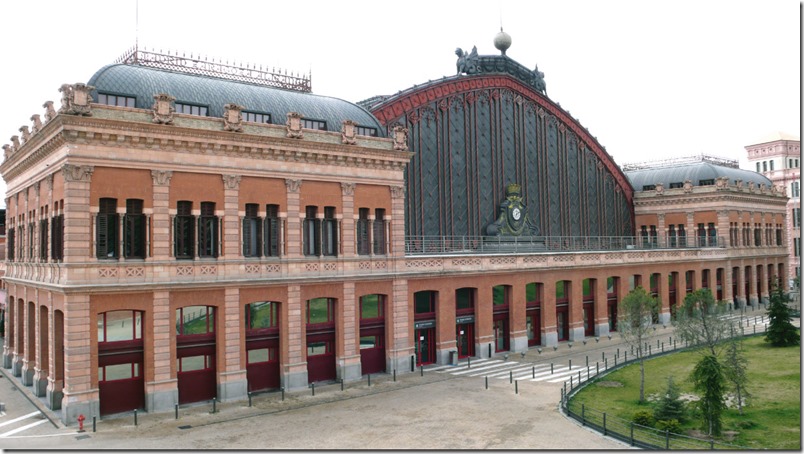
left=793, top=209, right=801, bottom=229
left=493, top=285, right=509, bottom=307
left=7, top=227, right=14, bottom=261
left=51, top=214, right=64, bottom=261
left=302, top=119, right=326, bottom=131
left=303, top=206, right=321, bottom=256
left=176, top=306, right=215, bottom=335
left=28, top=221, right=35, bottom=259
left=307, top=341, right=331, bottom=356
left=762, top=161, right=767, bottom=172
left=356, top=208, right=370, bottom=255
left=360, top=294, right=383, bottom=320
left=770, top=160, right=774, bottom=171
left=754, top=224, right=761, bottom=247
left=414, top=291, right=435, bottom=315
left=174, top=201, right=195, bottom=259
left=247, top=348, right=276, bottom=364
left=757, top=162, right=761, bottom=172
left=178, top=355, right=212, bottom=372
left=246, top=301, right=278, bottom=330
left=669, top=182, right=683, bottom=189
left=795, top=238, right=800, bottom=257
left=264, top=204, right=280, bottom=257
left=792, top=182, right=800, bottom=198
left=641, top=185, right=656, bottom=191
left=242, top=111, right=271, bottom=124
left=322, top=206, right=338, bottom=256
left=175, top=103, right=208, bottom=116
left=372, top=208, right=386, bottom=255
left=97, top=93, right=136, bottom=108
left=698, top=179, right=715, bottom=186
left=39, top=218, right=48, bottom=261
left=198, top=202, right=218, bottom=258
left=98, top=310, right=143, bottom=343
left=456, top=288, right=474, bottom=311
left=124, top=199, right=146, bottom=259
left=97, top=198, right=119, bottom=259
left=355, top=126, right=378, bottom=137
left=307, top=298, right=333, bottom=324
left=243, top=203, right=262, bottom=258
left=669, top=225, right=677, bottom=247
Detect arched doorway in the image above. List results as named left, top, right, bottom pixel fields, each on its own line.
left=245, top=301, right=280, bottom=392
left=176, top=305, right=216, bottom=404
left=98, top=310, right=144, bottom=415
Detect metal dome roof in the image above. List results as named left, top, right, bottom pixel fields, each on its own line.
left=626, top=161, right=772, bottom=190
left=87, top=63, right=385, bottom=136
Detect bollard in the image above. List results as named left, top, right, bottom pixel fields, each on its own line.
left=605, top=358, right=608, bottom=370
left=614, top=356, right=618, bottom=367
left=341, top=379, right=344, bottom=391
left=586, top=355, right=589, bottom=367
left=657, top=339, right=660, bottom=348
left=248, top=392, right=252, bottom=407
left=411, top=356, right=414, bottom=372
left=509, top=371, right=513, bottom=384
left=393, top=369, right=396, bottom=382
left=673, top=340, right=676, bottom=349
left=311, top=383, right=315, bottom=396
left=587, top=365, right=590, bottom=377
left=175, top=404, right=179, bottom=420
left=666, top=429, right=670, bottom=449
left=368, top=374, right=371, bottom=387
left=134, top=409, right=138, bottom=426
left=420, top=365, right=424, bottom=377
left=569, top=359, right=572, bottom=370
left=550, top=363, right=554, bottom=374
left=753, top=325, right=756, bottom=334
left=602, top=351, right=605, bottom=361
left=93, top=416, right=96, bottom=433
left=648, top=345, right=652, bottom=356
left=582, top=404, right=586, bottom=426
left=532, top=366, right=535, bottom=379
left=570, top=375, right=573, bottom=388
left=616, top=348, right=620, bottom=357
left=596, top=362, right=599, bottom=375
left=630, top=422, right=635, bottom=446
left=578, top=370, right=581, bottom=383
left=661, top=342, right=664, bottom=353
left=468, top=356, right=471, bottom=368
left=281, top=387, right=285, bottom=401
left=515, top=380, right=518, bottom=394
left=488, top=344, right=492, bottom=357
left=211, top=399, right=216, bottom=414
left=625, top=351, right=628, bottom=362
left=485, top=376, right=488, bottom=390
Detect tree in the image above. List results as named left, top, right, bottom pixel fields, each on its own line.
left=673, top=288, right=734, bottom=356
left=765, top=278, right=799, bottom=347
left=722, top=333, right=750, bottom=415
left=654, top=376, right=686, bottom=422
left=618, top=286, right=658, bottom=402
left=690, top=354, right=726, bottom=436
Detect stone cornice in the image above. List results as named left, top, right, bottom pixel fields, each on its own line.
left=1, top=108, right=413, bottom=185
left=634, top=192, right=789, bottom=211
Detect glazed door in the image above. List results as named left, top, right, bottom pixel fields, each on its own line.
left=493, top=318, right=509, bottom=352
left=415, top=328, right=435, bottom=366
left=526, top=308, right=541, bottom=347
left=456, top=323, right=474, bottom=358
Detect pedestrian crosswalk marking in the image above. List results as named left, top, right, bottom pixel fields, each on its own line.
left=0, top=418, right=47, bottom=438
left=0, top=411, right=40, bottom=429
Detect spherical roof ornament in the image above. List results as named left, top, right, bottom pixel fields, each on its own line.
left=494, top=27, right=512, bottom=55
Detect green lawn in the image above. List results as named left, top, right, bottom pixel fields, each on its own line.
left=570, top=335, right=801, bottom=450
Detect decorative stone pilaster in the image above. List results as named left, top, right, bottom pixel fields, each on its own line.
left=60, top=293, right=99, bottom=425
left=341, top=120, right=357, bottom=145
left=593, top=275, right=610, bottom=338
left=341, top=183, right=356, bottom=257
left=285, top=179, right=302, bottom=258
left=390, top=186, right=405, bottom=257
left=222, top=103, right=244, bottom=132
left=286, top=112, right=303, bottom=139
left=61, top=164, right=94, bottom=263
left=338, top=282, right=361, bottom=382
left=283, top=285, right=308, bottom=389
left=151, top=170, right=173, bottom=259
left=145, top=291, right=177, bottom=413
left=58, top=83, right=94, bottom=116
left=222, top=174, right=241, bottom=257
left=388, top=278, right=412, bottom=374
left=152, top=94, right=176, bottom=125
left=568, top=280, right=585, bottom=342
left=541, top=280, right=558, bottom=347
left=219, top=287, right=247, bottom=401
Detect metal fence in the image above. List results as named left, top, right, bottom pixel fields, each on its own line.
left=404, top=235, right=726, bottom=256
left=558, top=330, right=771, bottom=450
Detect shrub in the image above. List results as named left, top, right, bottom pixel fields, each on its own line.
left=655, top=419, right=682, bottom=434
left=632, top=409, right=655, bottom=427
left=654, top=376, right=686, bottom=422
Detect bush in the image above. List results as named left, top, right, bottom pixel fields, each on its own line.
left=632, top=409, right=655, bottom=427
left=654, top=376, right=686, bottom=422
left=655, top=419, right=682, bottom=434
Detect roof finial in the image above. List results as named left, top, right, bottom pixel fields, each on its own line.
left=494, top=28, right=512, bottom=55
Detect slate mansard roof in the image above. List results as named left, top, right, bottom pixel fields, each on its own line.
left=87, top=63, right=385, bottom=136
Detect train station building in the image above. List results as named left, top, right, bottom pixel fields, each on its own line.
left=0, top=33, right=789, bottom=424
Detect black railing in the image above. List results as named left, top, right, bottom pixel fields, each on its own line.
left=404, top=235, right=726, bottom=256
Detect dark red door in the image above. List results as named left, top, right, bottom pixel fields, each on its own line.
left=415, top=328, right=435, bottom=366
left=583, top=303, right=594, bottom=336
left=493, top=315, right=509, bottom=352
left=359, top=326, right=385, bottom=375
left=98, top=349, right=144, bottom=416
left=456, top=323, right=474, bottom=358
left=307, top=331, right=336, bottom=383
left=526, top=308, right=541, bottom=346
left=246, top=336, right=279, bottom=392
left=177, top=343, right=216, bottom=404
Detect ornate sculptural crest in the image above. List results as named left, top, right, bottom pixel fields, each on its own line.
left=455, top=46, right=479, bottom=75
left=485, top=183, right=540, bottom=237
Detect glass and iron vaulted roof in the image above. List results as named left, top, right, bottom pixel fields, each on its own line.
left=625, top=160, right=772, bottom=190
left=87, top=63, right=385, bottom=136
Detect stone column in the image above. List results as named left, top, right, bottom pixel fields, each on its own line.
left=283, top=284, right=307, bottom=390
left=593, top=275, right=609, bottom=338
left=686, top=212, right=695, bottom=247
left=437, top=288, right=457, bottom=363
left=285, top=180, right=302, bottom=258
left=218, top=287, right=247, bottom=401
left=568, top=280, right=585, bottom=342
left=33, top=291, right=49, bottom=397
left=658, top=272, right=671, bottom=325
left=340, top=183, right=356, bottom=257
left=338, top=282, right=361, bottom=381
left=388, top=278, right=412, bottom=374
left=60, top=294, right=97, bottom=425
left=61, top=165, right=93, bottom=263
left=541, top=280, right=557, bottom=347
left=150, top=171, right=173, bottom=259
left=145, top=291, right=177, bottom=413
left=21, top=300, right=34, bottom=386
left=733, top=266, right=746, bottom=308
left=657, top=213, right=666, bottom=247
left=509, top=282, right=528, bottom=353
left=475, top=287, right=493, bottom=359
left=221, top=175, right=241, bottom=258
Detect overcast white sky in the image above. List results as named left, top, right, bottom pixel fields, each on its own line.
left=0, top=0, right=799, bottom=206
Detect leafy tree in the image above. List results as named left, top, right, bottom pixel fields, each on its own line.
left=673, top=288, right=734, bottom=356
left=690, top=354, right=726, bottom=436
left=722, top=334, right=750, bottom=415
left=618, top=286, right=658, bottom=402
left=654, top=376, right=686, bottom=422
left=765, top=278, right=799, bottom=347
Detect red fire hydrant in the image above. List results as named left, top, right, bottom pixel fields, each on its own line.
left=77, top=414, right=85, bottom=432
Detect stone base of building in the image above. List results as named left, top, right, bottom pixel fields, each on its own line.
left=748, top=295, right=759, bottom=307
left=388, top=354, right=414, bottom=375
left=511, top=335, right=528, bottom=353
left=569, top=327, right=585, bottom=343
left=11, top=358, right=22, bottom=377
left=46, top=387, right=63, bottom=411
left=594, top=323, right=610, bottom=339
left=283, top=370, right=309, bottom=391
left=145, top=387, right=177, bottom=414
left=734, top=296, right=747, bottom=308
left=2, top=352, right=11, bottom=369
left=21, top=364, right=34, bottom=386
left=338, top=361, right=362, bottom=382
left=62, top=396, right=99, bottom=426
left=542, top=331, right=558, bottom=347
left=217, top=378, right=247, bottom=402
left=658, top=312, right=671, bottom=326
left=33, top=370, right=48, bottom=397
